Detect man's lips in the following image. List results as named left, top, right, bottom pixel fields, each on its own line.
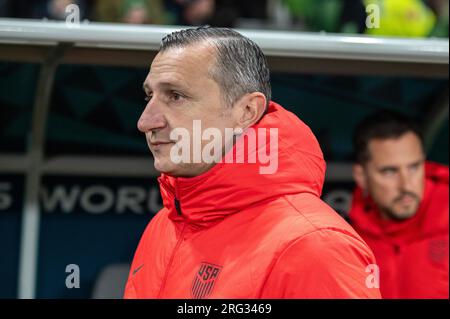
left=395, top=194, right=418, bottom=206
left=149, top=141, right=175, bottom=147
left=398, top=196, right=416, bottom=205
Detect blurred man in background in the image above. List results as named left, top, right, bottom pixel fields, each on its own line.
left=31, top=0, right=91, bottom=21
left=95, top=0, right=166, bottom=24
left=94, top=0, right=215, bottom=26
left=165, top=0, right=215, bottom=25
left=349, top=111, right=449, bottom=298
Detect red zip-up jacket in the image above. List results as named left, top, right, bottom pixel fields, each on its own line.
left=349, top=162, right=449, bottom=298
left=124, top=101, right=381, bottom=299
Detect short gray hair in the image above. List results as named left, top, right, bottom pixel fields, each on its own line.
left=159, top=26, right=271, bottom=109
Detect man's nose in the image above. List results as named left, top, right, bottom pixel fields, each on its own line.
left=137, top=101, right=167, bottom=133
left=399, top=169, right=414, bottom=192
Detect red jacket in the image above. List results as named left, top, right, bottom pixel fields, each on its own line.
left=124, top=101, right=381, bottom=299
left=349, top=162, right=449, bottom=298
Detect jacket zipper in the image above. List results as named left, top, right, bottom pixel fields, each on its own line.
left=160, top=177, right=182, bottom=216
left=174, top=178, right=182, bottom=216
left=157, top=221, right=187, bottom=298
left=174, top=198, right=182, bottom=215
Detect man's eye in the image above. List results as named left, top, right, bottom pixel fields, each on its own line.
left=171, top=92, right=183, bottom=101
left=381, top=169, right=396, bottom=176
left=144, top=94, right=153, bottom=102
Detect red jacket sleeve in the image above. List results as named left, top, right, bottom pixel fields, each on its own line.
left=124, top=279, right=137, bottom=299
left=259, top=229, right=382, bottom=299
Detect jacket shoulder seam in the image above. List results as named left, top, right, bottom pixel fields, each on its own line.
left=281, top=194, right=320, bottom=231
left=282, top=194, right=365, bottom=243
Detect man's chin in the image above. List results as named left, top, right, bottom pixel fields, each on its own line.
left=153, top=160, right=192, bottom=177
left=386, top=207, right=418, bottom=221
left=153, top=158, right=177, bottom=176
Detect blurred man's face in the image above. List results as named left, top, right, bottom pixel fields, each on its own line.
left=354, top=132, right=426, bottom=221
left=184, top=0, right=215, bottom=25
left=123, top=5, right=149, bottom=24
left=137, top=43, right=238, bottom=177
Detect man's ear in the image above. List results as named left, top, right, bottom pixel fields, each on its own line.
left=233, top=92, right=267, bottom=129
left=352, top=164, right=367, bottom=191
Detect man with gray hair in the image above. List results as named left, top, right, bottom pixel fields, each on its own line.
left=124, top=26, right=381, bottom=299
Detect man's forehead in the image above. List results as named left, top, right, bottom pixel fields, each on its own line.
left=367, top=133, right=424, bottom=165
left=145, top=44, right=216, bottom=88
left=369, top=133, right=422, bottom=152
left=152, top=43, right=216, bottom=69
left=145, top=65, right=186, bottom=87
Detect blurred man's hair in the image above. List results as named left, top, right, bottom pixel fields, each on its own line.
left=159, top=26, right=271, bottom=109
left=353, top=111, right=424, bottom=164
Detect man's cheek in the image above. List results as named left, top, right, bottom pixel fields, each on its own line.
left=374, top=185, right=394, bottom=205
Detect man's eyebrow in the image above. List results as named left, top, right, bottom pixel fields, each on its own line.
left=408, top=159, right=424, bottom=167
left=378, top=165, right=398, bottom=172
left=143, top=81, right=187, bottom=92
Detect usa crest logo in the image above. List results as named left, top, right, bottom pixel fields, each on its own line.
left=191, top=262, right=222, bottom=299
